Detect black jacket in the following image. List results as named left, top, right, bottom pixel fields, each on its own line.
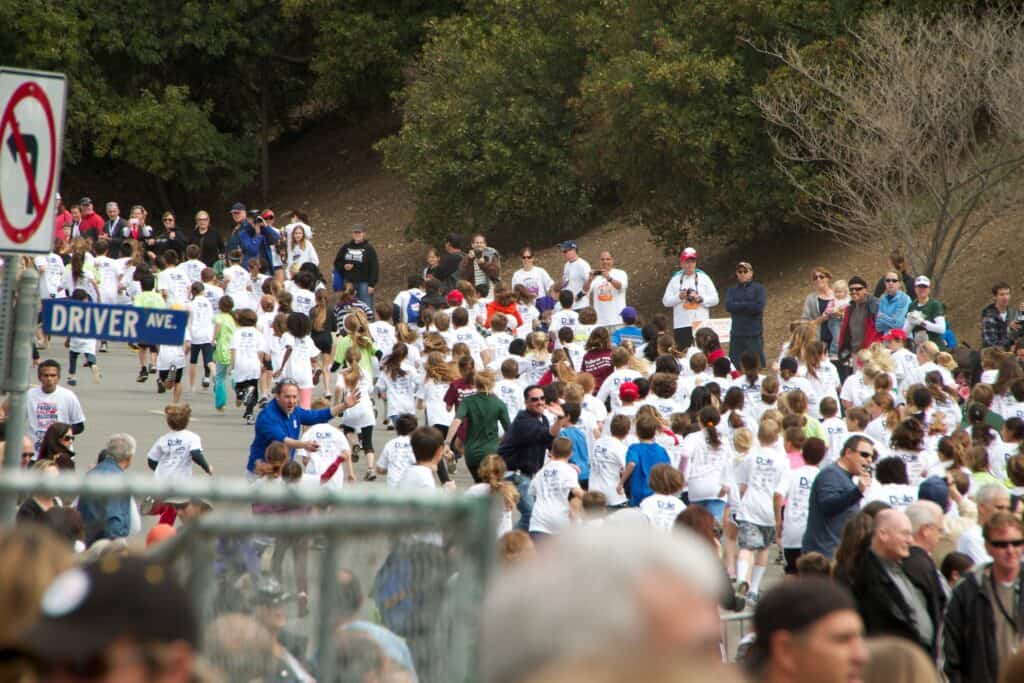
left=333, top=240, right=379, bottom=286
left=725, top=280, right=766, bottom=336
left=852, top=549, right=943, bottom=655
left=944, top=564, right=1024, bottom=683
left=190, top=228, right=225, bottom=267
left=497, top=410, right=554, bottom=476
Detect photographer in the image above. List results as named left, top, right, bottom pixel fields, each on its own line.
left=660, top=247, right=719, bottom=349
left=459, top=233, right=500, bottom=296
left=981, top=282, right=1023, bottom=350
left=582, top=250, right=628, bottom=328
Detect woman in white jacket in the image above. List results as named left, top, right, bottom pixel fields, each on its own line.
left=661, top=248, right=719, bottom=350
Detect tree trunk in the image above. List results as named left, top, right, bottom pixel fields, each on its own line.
left=153, top=175, right=172, bottom=214
left=260, top=67, right=271, bottom=205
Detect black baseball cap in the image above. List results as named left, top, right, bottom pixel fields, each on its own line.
left=17, top=556, right=197, bottom=663
left=230, top=202, right=246, bottom=212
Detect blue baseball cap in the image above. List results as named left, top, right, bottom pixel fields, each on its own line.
left=620, top=306, right=638, bottom=323
left=230, top=202, right=246, bottom=212
left=560, top=240, right=578, bottom=252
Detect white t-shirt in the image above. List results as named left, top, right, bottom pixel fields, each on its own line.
left=223, top=265, right=254, bottom=310
left=640, top=493, right=686, bottom=531
left=683, top=430, right=732, bottom=502
left=188, top=297, right=215, bottom=346
left=297, top=423, right=351, bottom=491
left=182, top=259, right=206, bottom=284
left=147, top=429, right=203, bottom=480
left=339, top=374, right=376, bottom=430
left=92, top=255, right=123, bottom=303
left=821, top=417, right=848, bottom=465
left=377, top=435, right=416, bottom=488
left=596, top=368, right=643, bottom=411
left=288, top=241, right=319, bottom=268
left=486, top=332, right=516, bottom=367
left=280, top=333, right=316, bottom=389
left=370, top=321, right=397, bottom=359
left=291, top=287, right=316, bottom=317
left=156, top=330, right=190, bottom=371
left=494, top=379, right=525, bottom=421
left=202, top=282, right=224, bottom=309
left=465, top=484, right=514, bottom=537
left=957, top=525, right=992, bottom=565
left=26, top=386, right=85, bottom=451
left=861, top=483, right=917, bottom=510
left=37, top=252, right=67, bottom=298
left=888, top=448, right=939, bottom=487
left=515, top=304, right=539, bottom=339
left=589, top=436, right=628, bottom=506
left=781, top=465, right=820, bottom=548
left=159, top=266, right=191, bottom=307
left=998, top=396, right=1024, bottom=422
left=230, top=327, right=267, bottom=382
left=421, top=380, right=454, bottom=427
left=451, top=326, right=486, bottom=365
left=69, top=336, right=97, bottom=355
left=528, top=460, right=580, bottom=534
left=561, top=258, right=592, bottom=310
left=399, top=464, right=437, bottom=491
left=376, top=364, right=422, bottom=418
left=840, top=371, right=873, bottom=408
left=735, top=446, right=789, bottom=527
left=511, top=267, right=554, bottom=299
left=588, top=268, right=629, bottom=326
left=549, top=309, right=580, bottom=335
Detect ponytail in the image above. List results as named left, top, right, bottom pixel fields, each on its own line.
left=699, top=406, right=721, bottom=449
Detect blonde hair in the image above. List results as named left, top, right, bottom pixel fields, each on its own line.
left=477, top=454, right=519, bottom=511
left=832, top=279, right=849, bottom=297
left=343, top=309, right=374, bottom=350
left=863, top=636, right=939, bottom=683
left=732, top=427, right=755, bottom=454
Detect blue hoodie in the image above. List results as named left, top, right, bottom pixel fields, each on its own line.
left=876, top=290, right=911, bottom=334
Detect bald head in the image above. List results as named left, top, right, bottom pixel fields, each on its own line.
left=872, top=509, right=913, bottom=561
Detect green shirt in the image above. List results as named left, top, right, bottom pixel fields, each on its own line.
left=908, top=298, right=946, bottom=348
left=803, top=415, right=827, bottom=443
left=334, top=336, right=376, bottom=376
left=133, top=291, right=166, bottom=309
left=456, top=392, right=511, bottom=466
left=213, top=312, right=238, bottom=365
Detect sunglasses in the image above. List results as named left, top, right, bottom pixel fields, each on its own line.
left=849, top=286, right=865, bottom=292
left=915, top=284, right=930, bottom=288
left=813, top=274, right=828, bottom=280
left=61, top=434, right=74, bottom=441
left=21, top=451, right=34, bottom=459
left=527, top=396, right=545, bottom=403
left=522, top=255, right=534, bottom=260
left=989, top=539, right=1024, bottom=548
left=856, top=449, right=875, bottom=459
left=885, top=278, right=899, bottom=283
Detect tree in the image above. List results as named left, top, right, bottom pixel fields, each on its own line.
left=756, top=10, right=1024, bottom=292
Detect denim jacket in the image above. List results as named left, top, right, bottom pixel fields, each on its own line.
left=77, top=457, right=130, bottom=545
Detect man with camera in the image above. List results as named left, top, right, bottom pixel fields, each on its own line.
left=459, top=233, right=500, bottom=296
left=582, top=250, right=628, bottom=328
left=981, top=281, right=1023, bottom=350
left=661, top=247, right=719, bottom=349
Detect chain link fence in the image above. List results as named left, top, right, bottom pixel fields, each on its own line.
left=0, top=470, right=495, bottom=683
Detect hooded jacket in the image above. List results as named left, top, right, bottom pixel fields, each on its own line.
left=334, top=239, right=380, bottom=286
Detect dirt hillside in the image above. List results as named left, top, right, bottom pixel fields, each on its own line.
left=267, top=117, right=1024, bottom=355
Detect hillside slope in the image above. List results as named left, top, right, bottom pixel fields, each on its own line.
left=271, top=118, right=1022, bottom=355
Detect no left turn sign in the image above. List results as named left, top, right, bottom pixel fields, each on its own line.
left=0, top=68, right=66, bottom=254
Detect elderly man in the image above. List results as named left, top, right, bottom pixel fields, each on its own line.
left=725, top=261, right=766, bottom=366
left=945, top=512, right=1024, bottom=683
left=661, top=247, right=719, bottom=349
left=802, top=435, right=873, bottom=558
left=77, top=433, right=136, bottom=546
left=481, top=522, right=725, bottom=683
left=583, top=250, right=629, bottom=328
left=744, top=579, right=868, bottom=683
left=851, top=509, right=943, bottom=655
left=247, top=379, right=359, bottom=477
left=957, top=483, right=1010, bottom=564
left=102, top=201, right=129, bottom=244
left=875, top=270, right=911, bottom=335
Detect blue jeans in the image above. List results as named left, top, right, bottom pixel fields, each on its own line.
left=506, top=472, right=535, bottom=531
left=694, top=499, right=726, bottom=524
left=333, top=273, right=374, bottom=308
left=826, top=317, right=842, bottom=357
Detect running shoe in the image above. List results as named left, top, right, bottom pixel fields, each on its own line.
left=136, top=367, right=148, bottom=383
left=745, top=591, right=759, bottom=607
left=201, top=377, right=211, bottom=389
left=90, top=364, right=102, bottom=382
left=67, top=377, right=77, bottom=387
left=148, top=364, right=156, bottom=374
left=258, top=396, right=269, bottom=409
left=245, top=414, right=255, bottom=425
left=363, top=471, right=376, bottom=481
left=157, top=381, right=166, bottom=394
left=99, top=341, right=108, bottom=353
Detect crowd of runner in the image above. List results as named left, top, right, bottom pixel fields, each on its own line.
left=1, top=194, right=1024, bottom=681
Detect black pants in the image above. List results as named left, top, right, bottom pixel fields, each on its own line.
left=234, top=379, right=259, bottom=417
left=783, top=547, right=802, bottom=575
left=729, top=334, right=765, bottom=368
left=343, top=425, right=375, bottom=453
left=673, top=326, right=694, bottom=350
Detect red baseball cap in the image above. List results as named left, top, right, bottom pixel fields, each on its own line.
left=261, top=210, right=275, bottom=220
left=680, top=247, right=698, bottom=262
left=882, top=329, right=908, bottom=342
left=619, top=381, right=640, bottom=402
left=446, top=290, right=464, bottom=306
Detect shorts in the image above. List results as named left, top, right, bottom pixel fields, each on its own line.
left=737, top=521, right=776, bottom=551
left=158, top=369, right=184, bottom=384
left=138, top=343, right=158, bottom=352
left=189, top=343, right=214, bottom=365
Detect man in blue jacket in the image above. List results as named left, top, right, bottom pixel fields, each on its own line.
left=247, top=379, right=360, bottom=475
left=78, top=433, right=136, bottom=546
left=802, top=435, right=874, bottom=558
left=875, top=270, right=911, bottom=335
left=725, top=261, right=767, bottom=367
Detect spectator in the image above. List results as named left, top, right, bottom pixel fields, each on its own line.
left=227, top=202, right=263, bottom=269
left=0, top=525, right=73, bottom=650
left=154, top=211, right=189, bottom=260
left=875, top=270, right=911, bottom=336
left=458, top=233, right=500, bottom=296
left=905, top=276, right=948, bottom=349
left=76, top=433, right=136, bottom=546
left=957, top=482, right=1010, bottom=564
left=944, top=511, right=1024, bottom=683
left=802, top=266, right=837, bottom=347
left=481, top=522, right=725, bottom=683
left=53, top=192, right=72, bottom=241
left=560, top=240, right=592, bottom=310
left=77, top=197, right=105, bottom=243
left=662, top=247, right=719, bottom=349
left=725, top=260, right=767, bottom=367
left=981, top=282, right=1022, bottom=350
left=102, top=201, right=129, bottom=245
left=429, top=233, right=465, bottom=293
left=744, top=578, right=868, bottom=683
left=188, top=210, right=224, bottom=267
left=511, top=246, right=554, bottom=300
left=583, top=250, right=629, bottom=328
left=851, top=509, right=943, bottom=655
left=837, top=276, right=881, bottom=368
left=802, top=435, right=874, bottom=558
left=332, top=224, right=379, bottom=306
left=497, top=385, right=569, bottom=531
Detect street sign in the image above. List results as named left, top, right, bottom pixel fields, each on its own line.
left=40, top=299, right=189, bottom=346
left=0, top=68, right=67, bottom=254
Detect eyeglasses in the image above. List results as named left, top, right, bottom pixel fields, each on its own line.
left=856, top=449, right=875, bottom=459
left=61, top=434, right=74, bottom=442
left=522, top=255, right=534, bottom=260
left=527, top=396, right=545, bottom=403
left=885, top=278, right=899, bottom=283
left=915, top=284, right=930, bottom=289
left=849, top=286, right=865, bottom=292
left=813, top=274, right=828, bottom=280
left=989, top=539, right=1024, bottom=548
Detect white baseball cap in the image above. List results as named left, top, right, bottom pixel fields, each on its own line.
left=914, top=276, right=931, bottom=288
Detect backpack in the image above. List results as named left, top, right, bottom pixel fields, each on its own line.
left=405, top=289, right=422, bottom=325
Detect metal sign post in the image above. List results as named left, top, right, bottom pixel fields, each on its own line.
left=1, top=267, right=39, bottom=520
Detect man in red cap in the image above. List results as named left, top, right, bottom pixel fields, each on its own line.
left=661, top=247, right=719, bottom=349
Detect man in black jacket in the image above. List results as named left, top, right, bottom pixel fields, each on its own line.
left=725, top=261, right=767, bottom=367
left=944, top=512, right=1024, bottom=683
left=904, top=501, right=948, bottom=656
left=332, top=224, right=379, bottom=306
left=852, top=509, right=943, bottom=655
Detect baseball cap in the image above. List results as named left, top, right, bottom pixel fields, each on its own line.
left=18, top=556, right=197, bottom=663
left=620, top=306, right=638, bottom=323
left=79, top=197, right=93, bottom=205
left=736, top=261, right=752, bottom=271
left=230, top=202, right=246, bottom=212
left=918, top=476, right=950, bottom=512
left=261, top=210, right=275, bottom=220
left=882, top=328, right=908, bottom=342
left=848, top=275, right=868, bottom=289
left=446, top=290, right=464, bottom=306
left=747, top=578, right=857, bottom=670
left=915, top=275, right=931, bottom=288
left=352, top=223, right=367, bottom=233
left=680, top=247, right=698, bottom=261
left=619, top=381, right=640, bottom=402
left=560, top=240, right=578, bottom=252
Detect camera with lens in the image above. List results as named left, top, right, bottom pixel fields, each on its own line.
left=684, top=289, right=699, bottom=303
left=473, top=247, right=484, bottom=258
